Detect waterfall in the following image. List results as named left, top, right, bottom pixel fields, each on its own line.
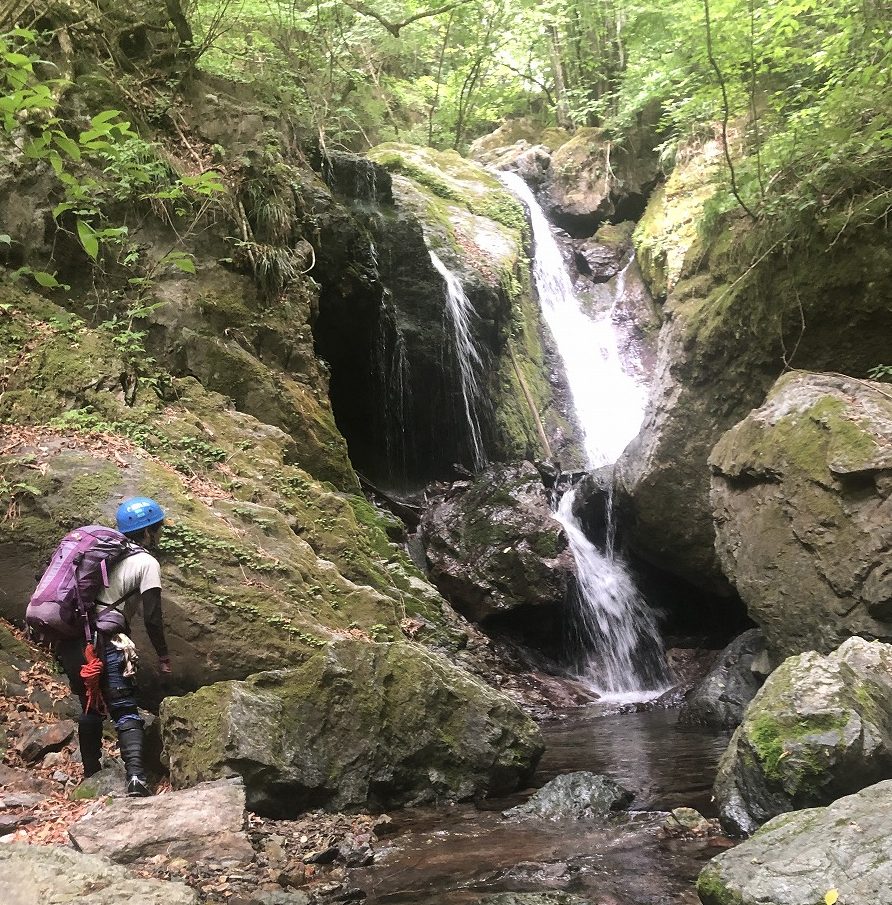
left=498, top=170, right=669, bottom=699
left=555, top=488, right=670, bottom=699
left=429, top=250, right=488, bottom=471
left=375, top=298, right=413, bottom=483
left=497, top=171, right=647, bottom=469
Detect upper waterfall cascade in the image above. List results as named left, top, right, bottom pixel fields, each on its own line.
left=498, top=170, right=669, bottom=699
left=497, top=171, right=647, bottom=469
left=429, top=250, right=488, bottom=471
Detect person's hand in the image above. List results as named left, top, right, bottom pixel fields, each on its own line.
left=159, top=655, right=172, bottom=675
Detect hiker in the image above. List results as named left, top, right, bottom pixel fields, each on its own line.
left=51, top=497, right=171, bottom=797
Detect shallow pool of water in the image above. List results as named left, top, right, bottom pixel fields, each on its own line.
left=353, top=706, right=734, bottom=904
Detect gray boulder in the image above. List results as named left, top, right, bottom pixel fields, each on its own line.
left=713, top=637, right=892, bottom=836
left=679, top=629, right=769, bottom=730
left=504, top=771, right=633, bottom=821
left=0, top=844, right=196, bottom=905
left=68, top=778, right=254, bottom=865
left=420, top=463, right=572, bottom=623
left=697, top=779, right=892, bottom=905
left=160, top=639, right=544, bottom=815
left=710, top=371, right=892, bottom=660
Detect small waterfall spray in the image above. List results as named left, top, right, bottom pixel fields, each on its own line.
left=374, top=298, right=413, bottom=483
left=498, top=170, right=670, bottom=699
left=429, top=250, right=488, bottom=471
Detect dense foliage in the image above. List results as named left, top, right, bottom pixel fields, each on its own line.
left=181, top=0, right=891, bottom=226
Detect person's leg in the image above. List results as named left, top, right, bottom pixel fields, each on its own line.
left=102, top=643, right=150, bottom=796
left=55, top=640, right=103, bottom=777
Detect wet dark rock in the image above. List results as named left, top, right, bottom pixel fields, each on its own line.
left=68, top=778, right=254, bottom=865
left=14, top=720, right=75, bottom=763
left=697, top=780, right=892, bottom=905
left=710, top=371, right=892, bottom=660
left=713, top=637, right=892, bottom=837
left=420, top=462, right=572, bottom=623
left=504, top=772, right=633, bottom=821
left=161, top=639, right=544, bottom=815
left=678, top=629, right=769, bottom=730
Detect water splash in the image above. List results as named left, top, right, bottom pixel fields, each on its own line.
left=429, top=250, right=487, bottom=471
left=555, top=488, right=671, bottom=701
left=497, top=171, right=647, bottom=469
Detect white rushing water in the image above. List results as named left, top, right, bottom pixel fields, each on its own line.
left=555, top=488, right=670, bottom=699
left=429, top=250, right=487, bottom=471
left=498, top=170, right=670, bottom=700
left=497, top=171, right=646, bottom=469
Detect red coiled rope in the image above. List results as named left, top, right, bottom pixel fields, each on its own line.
left=80, top=643, right=107, bottom=715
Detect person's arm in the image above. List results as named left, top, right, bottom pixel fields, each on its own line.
left=141, top=586, right=171, bottom=673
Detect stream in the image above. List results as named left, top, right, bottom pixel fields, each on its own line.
left=355, top=707, right=733, bottom=904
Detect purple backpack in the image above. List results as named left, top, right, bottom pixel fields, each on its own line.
left=26, top=525, right=138, bottom=642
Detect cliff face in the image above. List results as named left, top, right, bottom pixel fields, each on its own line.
left=615, top=141, right=892, bottom=594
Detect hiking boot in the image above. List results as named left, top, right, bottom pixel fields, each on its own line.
left=117, top=724, right=152, bottom=797
left=126, top=774, right=152, bottom=797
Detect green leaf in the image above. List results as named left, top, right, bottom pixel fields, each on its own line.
left=53, top=132, right=81, bottom=161
left=0, top=234, right=11, bottom=245
left=52, top=202, right=76, bottom=219
left=90, top=109, right=122, bottom=126
left=825, top=891, right=838, bottom=905
left=32, top=270, right=61, bottom=288
left=76, top=220, right=99, bottom=261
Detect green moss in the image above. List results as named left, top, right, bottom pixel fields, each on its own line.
left=696, top=865, right=742, bottom=905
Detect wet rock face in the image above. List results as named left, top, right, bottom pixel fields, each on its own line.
left=678, top=629, right=769, bottom=730
left=160, top=639, right=545, bottom=816
left=0, top=844, right=197, bottom=905
left=420, top=463, right=573, bottom=623
left=710, top=371, right=892, bottom=659
left=713, top=637, right=892, bottom=837
left=697, top=779, right=892, bottom=905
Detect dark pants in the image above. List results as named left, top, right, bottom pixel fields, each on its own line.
left=56, top=636, right=144, bottom=731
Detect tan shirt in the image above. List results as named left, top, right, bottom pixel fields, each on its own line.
left=95, top=550, right=162, bottom=622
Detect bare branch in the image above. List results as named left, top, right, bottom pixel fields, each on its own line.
left=340, top=0, right=475, bottom=37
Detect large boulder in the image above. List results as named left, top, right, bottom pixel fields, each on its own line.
left=713, top=637, right=892, bottom=837
left=616, top=141, right=892, bottom=594
left=420, top=463, right=572, bottom=623
left=679, top=629, right=769, bottom=730
left=542, top=124, right=661, bottom=234
left=0, top=844, right=196, bottom=905
left=160, top=638, right=544, bottom=815
left=710, top=371, right=892, bottom=659
left=697, top=779, right=892, bottom=905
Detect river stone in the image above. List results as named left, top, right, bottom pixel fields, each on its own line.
left=713, top=637, right=892, bottom=837
left=160, top=638, right=544, bottom=815
left=0, top=843, right=197, bottom=905
left=504, top=771, right=633, bottom=821
left=420, top=462, right=572, bottom=623
left=68, top=778, right=254, bottom=865
left=678, top=629, right=769, bottom=730
left=710, top=371, right=892, bottom=660
left=697, top=779, right=892, bottom=905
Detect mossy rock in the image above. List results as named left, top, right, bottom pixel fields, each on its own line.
left=713, top=638, right=892, bottom=837
left=160, top=638, right=545, bottom=815
left=710, top=371, right=892, bottom=659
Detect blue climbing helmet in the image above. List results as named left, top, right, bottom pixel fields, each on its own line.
left=115, top=497, right=165, bottom=534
